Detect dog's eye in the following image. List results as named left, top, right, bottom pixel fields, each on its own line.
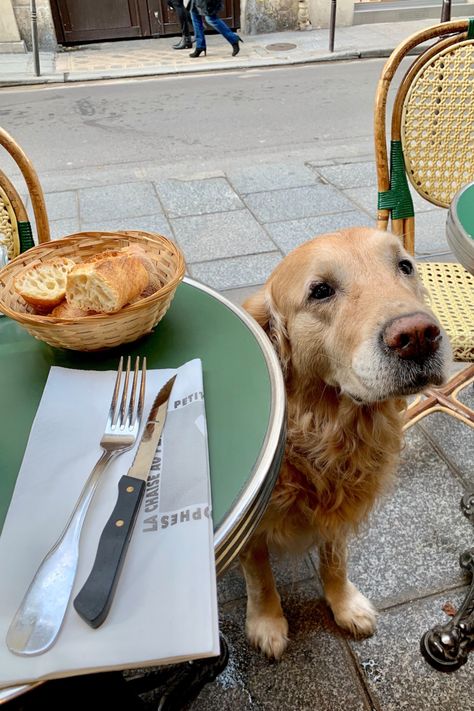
left=398, top=259, right=414, bottom=275
left=309, top=282, right=335, bottom=300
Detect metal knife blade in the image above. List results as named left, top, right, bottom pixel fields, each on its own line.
left=73, top=374, right=177, bottom=629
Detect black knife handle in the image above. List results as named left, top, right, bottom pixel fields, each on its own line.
left=73, top=475, right=146, bottom=629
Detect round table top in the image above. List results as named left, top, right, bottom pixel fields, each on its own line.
left=455, top=182, right=474, bottom=239
left=447, top=182, right=474, bottom=275
left=0, top=277, right=285, bottom=572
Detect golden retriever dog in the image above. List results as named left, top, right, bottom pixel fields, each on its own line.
left=240, top=227, right=451, bottom=660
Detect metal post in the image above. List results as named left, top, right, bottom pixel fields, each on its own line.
left=329, top=0, right=337, bottom=52
left=440, top=0, right=451, bottom=22
left=30, top=0, right=40, bottom=77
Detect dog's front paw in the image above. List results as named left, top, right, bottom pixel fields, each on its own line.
left=246, top=613, right=289, bottom=659
left=327, top=581, right=377, bottom=637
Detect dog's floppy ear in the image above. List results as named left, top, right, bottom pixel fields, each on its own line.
left=243, top=287, right=270, bottom=330
left=243, top=287, right=291, bottom=376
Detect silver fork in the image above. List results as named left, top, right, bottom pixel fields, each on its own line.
left=6, top=355, right=146, bottom=657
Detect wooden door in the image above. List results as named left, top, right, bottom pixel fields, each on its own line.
left=51, top=0, right=152, bottom=43
left=51, top=0, right=240, bottom=43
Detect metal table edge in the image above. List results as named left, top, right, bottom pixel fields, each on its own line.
left=183, top=278, right=286, bottom=573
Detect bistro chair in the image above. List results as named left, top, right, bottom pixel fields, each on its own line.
left=0, top=126, right=50, bottom=259
left=374, top=18, right=474, bottom=429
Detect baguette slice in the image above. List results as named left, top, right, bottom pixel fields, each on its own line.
left=66, top=251, right=149, bottom=313
left=124, top=245, right=163, bottom=302
left=14, top=257, right=76, bottom=311
left=50, top=300, right=94, bottom=318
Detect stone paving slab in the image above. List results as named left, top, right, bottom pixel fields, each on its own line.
left=81, top=212, right=172, bottom=237
left=192, top=582, right=372, bottom=711
left=156, top=178, right=244, bottom=218
left=217, top=553, right=318, bottom=606
left=243, top=184, right=356, bottom=223
left=419, top=387, right=474, bottom=486
left=30, top=190, right=78, bottom=222
left=226, top=162, right=320, bottom=194
left=332, top=425, right=473, bottom=610
left=78, top=181, right=163, bottom=221
left=264, top=209, right=371, bottom=254
left=310, top=160, right=377, bottom=190
left=50, top=217, right=81, bottom=240
left=170, top=209, right=275, bottom=261
left=189, top=251, right=282, bottom=290
left=349, top=590, right=474, bottom=711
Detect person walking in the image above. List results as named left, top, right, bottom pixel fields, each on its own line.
left=168, top=0, right=193, bottom=50
left=188, top=0, right=243, bottom=57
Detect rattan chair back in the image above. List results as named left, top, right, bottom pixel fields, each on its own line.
left=374, top=18, right=474, bottom=252
left=0, top=126, right=50, bottom=258
left=374, top=19, right=474, bottom=427
left=402, top=40, right=474, bottom=208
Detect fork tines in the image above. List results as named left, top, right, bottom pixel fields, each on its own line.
left=110, top=356, right=146, bottom=430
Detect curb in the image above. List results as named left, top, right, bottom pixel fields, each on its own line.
left=0, top=46, right=397, bottom=88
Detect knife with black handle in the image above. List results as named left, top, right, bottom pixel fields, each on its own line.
left=73, top=375, right=176, bottom=628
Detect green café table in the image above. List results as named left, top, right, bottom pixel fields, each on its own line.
left=0, top=277, right=286, bottom=706
left=446, top=181, right=474, bottom=275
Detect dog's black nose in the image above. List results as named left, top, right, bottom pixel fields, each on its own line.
left=383, top=313, right=441, bottom=360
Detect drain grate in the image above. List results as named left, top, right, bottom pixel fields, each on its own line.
left=265, top=43, right=297, bottom=51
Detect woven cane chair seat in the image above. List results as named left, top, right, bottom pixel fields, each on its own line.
left=402, top=41, right=474, bottom=208
left=417, top=262, right=474, bottom=361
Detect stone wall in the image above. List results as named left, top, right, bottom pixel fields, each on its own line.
left=308, top=0, right=353, bottom=29
left=11, top=0, right=57, bottom=50
left=243, top=0, right=300, bottom=34
left=242, top=0, right=353, bottom=34
left=0, top=0, right=25, bottom=51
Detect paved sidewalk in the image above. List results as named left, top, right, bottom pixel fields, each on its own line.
left=1, top=16, right=472, bottom=87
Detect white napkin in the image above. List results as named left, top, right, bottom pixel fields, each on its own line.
left=0, top=359, right=218, bottom=688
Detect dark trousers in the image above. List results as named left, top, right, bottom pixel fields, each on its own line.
left=168, top=0, right=191, bottom=36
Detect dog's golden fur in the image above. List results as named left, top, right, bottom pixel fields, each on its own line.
left=240, top=227, right=450, bottom=659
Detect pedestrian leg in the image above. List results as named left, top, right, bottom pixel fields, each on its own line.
left=170, top=0, right=192, bottom=49
left=204, top=14, right=243, bottom=54
left=189, top=10, right=207, bottom=56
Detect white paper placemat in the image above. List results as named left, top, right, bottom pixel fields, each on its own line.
left=0, top=359, right=219, bottom=688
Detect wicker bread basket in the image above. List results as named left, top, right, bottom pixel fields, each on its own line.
left=0, top=231, right=185, bottom=351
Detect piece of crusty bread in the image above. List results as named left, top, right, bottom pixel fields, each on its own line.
left=124, top=245, right=163, bottom=302
left=14, top=257, right=76, bottom=311
left=50, top=300, right=93, bottom=318
left=66, top=250, right=149, bottom=313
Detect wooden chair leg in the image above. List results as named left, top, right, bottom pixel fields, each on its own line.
left=404, top=364, right=474, bottom=429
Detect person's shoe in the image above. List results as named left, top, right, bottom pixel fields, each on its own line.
left=189, top=47, right=206, bottom=57
left=173, top=36, right=192, bottom=50
left=232, top=36, right=243, bottom=56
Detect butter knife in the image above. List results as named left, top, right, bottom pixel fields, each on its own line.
left=73, top=374, right=176, bottom=628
